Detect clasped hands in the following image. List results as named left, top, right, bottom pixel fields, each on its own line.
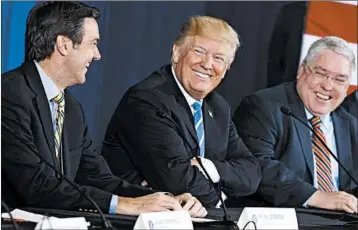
left=125, top=158, right=207, bottom=217
left=116, top=192, right=207, bottom=217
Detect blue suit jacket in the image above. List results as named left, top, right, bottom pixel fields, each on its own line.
left=233, top=81, right=358, bottom=207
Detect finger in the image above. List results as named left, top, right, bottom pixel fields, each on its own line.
left=199, top=207, right=208, bottom=218
left=341, top=194, right=358, bottom=213
left=170, top=199, right=183, bottom=211
left=339, top=203, right=355, bottom=214
left=191, top=206, right=207, bottom=218
left=150, top=206, right=171, bottom=213
left=159, top=196, right=182, bottom=211
left=182, top=197, right=195, bottom=210
left=188, top=199, right=203, bottom=215
left=346, top=199, right=358, bottom=213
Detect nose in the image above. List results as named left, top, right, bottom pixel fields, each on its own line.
left=93, top=46, right=101, bottom=61
left=322, top=76, right=334, bottom=91
left=200, top=55, right=213, bottom=70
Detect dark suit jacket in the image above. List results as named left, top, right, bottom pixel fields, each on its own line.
left=102, top=65, right=261, bottom=207
left=1, top=61, right=153, bottom=212
left=232, top=81, right=358, bottom=207
left=342, top=90, right=358, bottom=118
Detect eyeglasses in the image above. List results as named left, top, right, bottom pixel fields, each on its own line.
left=303, top=63, right=349, bottom=87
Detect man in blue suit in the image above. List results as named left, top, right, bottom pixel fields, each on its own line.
left=233, top=36, right=357, bottom=213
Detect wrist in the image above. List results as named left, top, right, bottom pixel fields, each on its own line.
left=116, top=197, right=134, bottom=215
left=307, top=190, right=321, bottom=207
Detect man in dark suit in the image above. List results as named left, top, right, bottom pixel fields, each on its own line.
left=102, top=16, right=261, bottom=208
left=2, top=1, right=206, bottom=217
left=233, top=36, right=357, bottom=213
left=342, top=90, right=358, bottom=118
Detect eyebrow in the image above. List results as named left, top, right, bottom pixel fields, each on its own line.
left=193, top=45, right=226, bottom=56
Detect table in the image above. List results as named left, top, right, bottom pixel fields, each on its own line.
left=2, top=207, right=357, bottom=229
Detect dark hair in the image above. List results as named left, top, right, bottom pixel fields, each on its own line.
left=25, top=1, right=100, bottom=61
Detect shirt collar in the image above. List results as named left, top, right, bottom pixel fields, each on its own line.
left=34, top=60, right=61, bottom=101
left=304, top=108, right=331, bottom=129
left=171, top=65, right=202, bottom=108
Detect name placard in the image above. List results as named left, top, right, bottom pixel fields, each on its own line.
left=237, top=207, right=298, bottom=230
left=35, top=217, right=88, bottom=230
left=134, top=210, right=193, bottom=230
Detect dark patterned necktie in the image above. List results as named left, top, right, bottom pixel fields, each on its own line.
left=310, top=116, right=334, bottom=192
left=52, top=93, right=65, bottom=160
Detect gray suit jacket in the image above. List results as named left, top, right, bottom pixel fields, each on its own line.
left=233, top=81, right=358, bottom=207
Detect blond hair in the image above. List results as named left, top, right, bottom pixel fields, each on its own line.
left=172, top=15, right=240, bottom=64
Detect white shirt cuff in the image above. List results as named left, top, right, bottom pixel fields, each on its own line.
left=197, top=157, right=220, bottom=183
left=302, top=193, right=315, bottom=208
left=216, top=192, right=228, bottom=208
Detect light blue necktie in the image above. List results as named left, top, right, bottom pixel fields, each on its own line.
left=192, top=102, right=205, bottom=157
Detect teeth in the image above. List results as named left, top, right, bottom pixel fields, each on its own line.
left=86, top=63, right=90, bottom=68
left=194, top=71, right=210, bottom=79
left=316, top=92, right=330, bottom=100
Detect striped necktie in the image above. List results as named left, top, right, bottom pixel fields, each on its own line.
left=192, top=102, right=205, bottom=157
left=52, top=92, right=65, bottom=160
left=310, top=116, right=334, bottom=192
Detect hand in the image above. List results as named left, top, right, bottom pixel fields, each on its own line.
left=308, top=191, right=357, bottom=213
left=116, top=192, right=182, bottom=215
left=174, top=193, right=207, bottom=218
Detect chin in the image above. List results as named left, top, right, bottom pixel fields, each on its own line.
left=77, top=77, right=86, bottom=85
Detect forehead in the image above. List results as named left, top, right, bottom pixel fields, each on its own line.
left=188, top=35, right=234, bottom=54
left=81, top=17, right=100, bottom=41
left=310, top=49, right=351, bottom=76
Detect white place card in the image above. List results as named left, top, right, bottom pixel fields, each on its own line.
left=134, top=210, right=193, bottom=230
left=237, top=207, right=299, bottom=230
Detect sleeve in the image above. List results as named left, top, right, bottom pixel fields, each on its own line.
left=114, top=89, right=221, bottom=207
left=232, top=95, right=317, bottom=206
left=71, top=100, right=155, bottom=199
left=210, top=120, right=262, bottom=197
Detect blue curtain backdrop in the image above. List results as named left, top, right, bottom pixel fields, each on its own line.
left=1, top=1, right=297, bottom=151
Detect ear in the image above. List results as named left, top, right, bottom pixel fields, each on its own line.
left=297, top=64, right=305, bottom=80
left=172, top=44, right=180, bottom=64
left=56, top=35, right=71, bottom=56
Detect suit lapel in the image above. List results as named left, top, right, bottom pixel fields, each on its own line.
left=202, top=101, right=218, bottom=159
left=23, top=62, right=58, bottom=165
left=286, top=82, right=315, bottom=179
left=162, top=65, right=198, bottom=145
left=178, top=96, right=198, bottom=144
left=332, top=112, right=352, bottom=190
left=61, top=93, right=70, bottom=177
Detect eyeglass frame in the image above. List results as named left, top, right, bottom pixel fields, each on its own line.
left=302, top=62, right=350, bottom=87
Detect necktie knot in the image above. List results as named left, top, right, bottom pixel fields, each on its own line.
left=309, top=116, right=321, bottom=129
left=53, top=93, right=65, bottom=106
left=192, top=102, right=202, bottom=112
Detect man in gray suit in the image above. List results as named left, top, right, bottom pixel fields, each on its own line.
left=233, top=36, right=357, bottom=213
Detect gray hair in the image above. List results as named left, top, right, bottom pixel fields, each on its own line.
left=303, top=36, right=356, bottom=75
